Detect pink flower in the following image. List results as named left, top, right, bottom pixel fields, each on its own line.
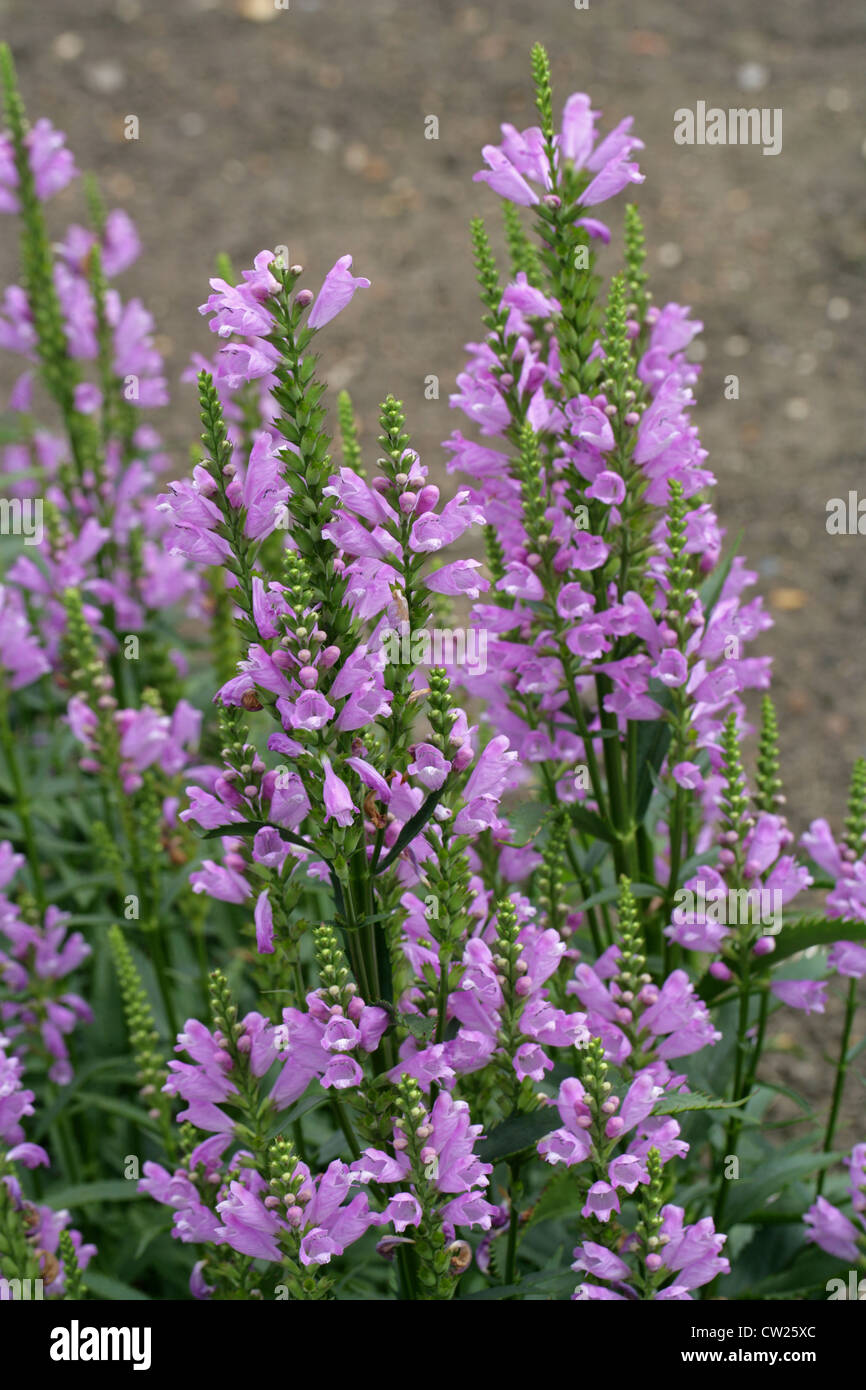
left=321, top=757, right=357, bottom=828
left=572, top=1240, right=629, bottom=1281
left=407, top=742, right=450, bottom=791
left=672, top=761, right=703, bottom=790
left=473, top=145, right=540, bottom=206
left=254, top=890, right=274, bottom=955
left=829, top=941, right=866, bottom=978
left=581, top=153, right=645, bottom=207
left=425, top=560, right=489, bottom=600
left=582, top=1181, right=620, bottom=1223
left=308, top=255, right=371, bottom=330
left=585, top=470, right=625, bottom=505
left=770, top=979, right=827, bottom=1014
left=803, top=1196, right=860, bottom=1261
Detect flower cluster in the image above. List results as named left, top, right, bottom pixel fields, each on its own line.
left=0, top=40, right=863, bottom=1309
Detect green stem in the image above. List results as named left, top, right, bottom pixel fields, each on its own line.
left=713, top=947, right=754, bottom=1231
left=0, top=689, right=47, bottom=913
left=817, top=977, right=859, bottom=1195
left=330, top=1096, right=361, bottom=1161
left=434, top=950, right=452, bottom=1045
left=146, top=917, right=179, bottom=1039
left=504, top=1159, right=522, bottom=1292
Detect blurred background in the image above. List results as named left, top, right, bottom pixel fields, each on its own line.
left=0, top=0, right=864, bottom=832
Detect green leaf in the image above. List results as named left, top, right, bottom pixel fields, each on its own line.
left=32, top=1057, right=136, bottom=1139
left=70, top=1092, right=162, bottom=1133
left=763, top=915, right=866, bottom=966
left=633, top=686, right=674, bottom=824
left=575, top=881, right=657, bottom=913
left=734, top=1246, right=845, bottom=1300
left=581, top=840, right=610, bottom=875
left=373, top=781, right=452, bottom=875
left=463, top=1269, right=577, bottom=1300
left=652, top=1090, right=750, bottom=1117
left=698, top=916, right=866, bottom=1002
left=135, top=1217, right=171, bottom=1261
left=567, top=802, right=619, bottom=845
left=403, top=1014, right=436, bottom=1042
left=43, top=1180, right=143, bottom=1209
left=265, top=1089, right=329, bottom=1139
left=200, top=820, right=316, bottom=856
left=503, top=800, right=551, bottom=847
left=83, top=1271, right=152, bottom=1301
left=525, top=1168, right=586, bottom=1229
left=698, top=530, right=743, bottom=619
left=477, top=1108, right=553, bottom=1163
left=753, top=1080, right=815, bottom=1120
left=722, top=1150, right=846, bottom=1227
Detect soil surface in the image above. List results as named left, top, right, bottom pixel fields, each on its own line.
left=1, top=0, right=864, bottom=1132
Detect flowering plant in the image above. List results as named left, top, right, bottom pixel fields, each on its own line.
left=0, top=41, right=863, bottom=1305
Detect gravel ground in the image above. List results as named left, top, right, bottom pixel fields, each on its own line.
left=1, top=0, right=864, bottom=1131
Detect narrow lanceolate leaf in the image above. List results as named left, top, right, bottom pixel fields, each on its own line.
left=697, top=530, right=743, bottom=621
left=503, top=800, right=551, bottom=846
left=477, top=1108, right=554, bottom=1163
left=758, top=915, right=866, bottom=966
left=722, top=1152, right=847, bottom=1227
left=567, top=802, right=621, bottom=845
left=82, top=1273, right=153, bottom=1302
left=634, top=680, right=674, bottom=823
left=651, top=1090, right=750, bottom=1117
left=200, top=819, right=316, bottom=855
left=698, top=916, right=866, bottom=1002
left=42, top=1180, right=144, bottom=1209
left=574, top=881, right=658, bottom=913
left=373, top=780, right=453, bottom=874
